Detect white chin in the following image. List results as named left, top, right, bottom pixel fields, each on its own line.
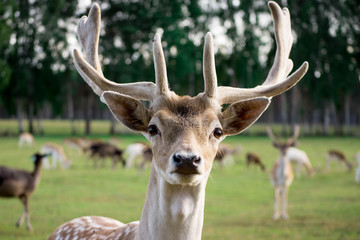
left=166, top=172, right=204, bottom=186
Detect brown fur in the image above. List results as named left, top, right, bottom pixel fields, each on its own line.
left=0, top=153, right=48, bottom=231
left=246, top=152, right=266, bottom=171
left=327, top=150, right=352, bottom=171
left=89, top=142, right=126, bottom=168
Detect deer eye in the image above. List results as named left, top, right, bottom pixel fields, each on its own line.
left=147, top=125, right=159, bottom=137
left=213, top=128, right=223, bottom=139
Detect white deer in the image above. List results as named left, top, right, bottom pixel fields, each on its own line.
left=48, top=2, right=308, bottom=239
left=40, top=142, right=71, bottom=169
left=18, top=132, right=35, bottom=147
left=267, top=125, right=300, bottom=220
left=287, top=147, right=314, bottom=178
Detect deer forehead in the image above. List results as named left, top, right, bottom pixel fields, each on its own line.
left=150, top=97, right=222, bottom=135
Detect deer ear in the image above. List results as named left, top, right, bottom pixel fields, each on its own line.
left=102, top=91, right=151, bottom=132
left=222, top=97, right=270, bottom=136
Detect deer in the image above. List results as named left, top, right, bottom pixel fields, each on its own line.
left=0, top=153, right=50, bottom=231
left=40, top=142, right=71, bottom=169
left=18, top=132, right=35, bottom=148
left=88, top=142, right=126, bottom=168
left=246, top=152, right=266, bottom=171
left=62, top=137, right=89, bottom=155
left=355, top=151, right=360, bottom=183
left=48, top=2, right=308, bottom=239
left=326, top=150, right=353, bottom=172
left=267, top=125, right=300, bottom=220
left=124, top=143, right=153, bottom=169
left=287, top=147, right=314, bottom=178
left=215, top=143, right=241, bottom=167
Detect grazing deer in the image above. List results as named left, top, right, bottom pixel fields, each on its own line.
left=18, top=132, right=34, bottom=148
left=355, top=152, right=360, bottom=183
left=267, top=125, right=300, bottom=220
left=49, top=2, right=308, bottom=239
left=40, top=142, right=71, bottom=169
left=326, top=150, right=353, bottom=172
left=246, top=152, right=266, bottom=171
left=62, top=137, right=89, bottom=155
left=215, top=144, right=241, bottom=167
left=0, top=153, right=50, bottom=231
left=287, top=147, right=314, bottom=178
left=124, top=143, right=153, bottom=169
left=88, top=142, right=126, bottom=168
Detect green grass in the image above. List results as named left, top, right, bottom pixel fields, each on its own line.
left=0, top=128, right=359, bottom=239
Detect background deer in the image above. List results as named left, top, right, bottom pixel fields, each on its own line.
left=246, top=152, right=266, bottom=171
left=88, top=142, right=126, bottom=168
left=0, top=153, right=50, bottom=231
left=124, top=143, right=153, bottom=169
left=267, top=125, right=299, bottom=220
left=40, top=142, right=71, bottom=169
left=215, top=143, right=241, bottom=167
left=18, top=132, right=34, bottom=148
left=287, top=147, right=314, bottom=178
left=49, top=2, right=308, bottom=239
left=326, top=150, right=353, bottom=172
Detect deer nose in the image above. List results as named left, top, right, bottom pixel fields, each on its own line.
left=173, top=153, right=201, bottom=173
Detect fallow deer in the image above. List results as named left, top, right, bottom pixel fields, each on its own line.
left=18, top=132, right=35, bottom=148
left=0, top=153, right=50, bottom=231
left=49, top=2, right=308, bottom=239
left=355, top=151, right=360, bottom=183
left=124, top=143, right=153, bottom=169
left=326, top=150, right=353, bottom=172
left=215, top=143, right=241, bottom=167
left=62, top=137, right=89, bottom=155
left=267, top=125, right=299, bottom=220
left=40, top=142, right=71, bottom=169
left=246, top=152, right=266, bottom=171
left=88, top=142, right=126, bottom=168
left=287, top=147, right=314, bottom=178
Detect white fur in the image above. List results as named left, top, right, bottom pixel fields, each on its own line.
left=287, top=147, right=313, bottom=178
left=41, top=143, right=71, bottom=169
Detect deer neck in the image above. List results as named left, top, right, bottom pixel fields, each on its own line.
left=32, top=160, right=43, bottom=186
left=136, top=161, right=207, bottom=240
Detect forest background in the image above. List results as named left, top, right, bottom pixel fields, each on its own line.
left=0, top=0, right=359, bottom=136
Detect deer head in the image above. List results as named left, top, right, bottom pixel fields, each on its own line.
left=266, top=125, right=300, bottom=155
left=73, top=2, right=308, bottom=187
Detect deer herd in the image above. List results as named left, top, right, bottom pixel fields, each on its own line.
left=0, top=1, right=358, bottom=239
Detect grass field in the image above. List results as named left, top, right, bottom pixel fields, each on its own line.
left=0, top=122, right=359, bottom=239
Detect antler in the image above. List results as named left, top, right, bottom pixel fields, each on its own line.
left=266, top=126, right=279, bottom=142
left=203, top=33, right=218, bottom=99
left=216, top=1, right=308, bottom=105
left=286, top=124, right=300, bottom=145
left=73, top=3, right=156, bottom=102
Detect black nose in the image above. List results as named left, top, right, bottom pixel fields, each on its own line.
left=173, top=154, right=201, bottom=173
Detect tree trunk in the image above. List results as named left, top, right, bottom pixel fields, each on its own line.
left=323, top=103, right=330, bottom=136
left=280, top=93, right=288, bottom=136
left=85, top=94, right=93, bottom=135
left=16, top=100, right=25, bottom=134
left=28, top=100, right=34, bottom=134
left=290, top=87, right=299, bottom=127
left=67, top=86, right=76, bottom=135
left=344, top=94, right=350, bottom=135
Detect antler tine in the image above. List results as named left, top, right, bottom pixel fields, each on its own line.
left=287, top=124, right=300, bottom=143
left=266, top=126, right=279, bottom=142
left=153, top=34, right=169, bottom=96
left=73, top=3, right=156, bottom=102
left=203, top=32, right=218, bottom=98
left=217, top=1, right=308, bottom=105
